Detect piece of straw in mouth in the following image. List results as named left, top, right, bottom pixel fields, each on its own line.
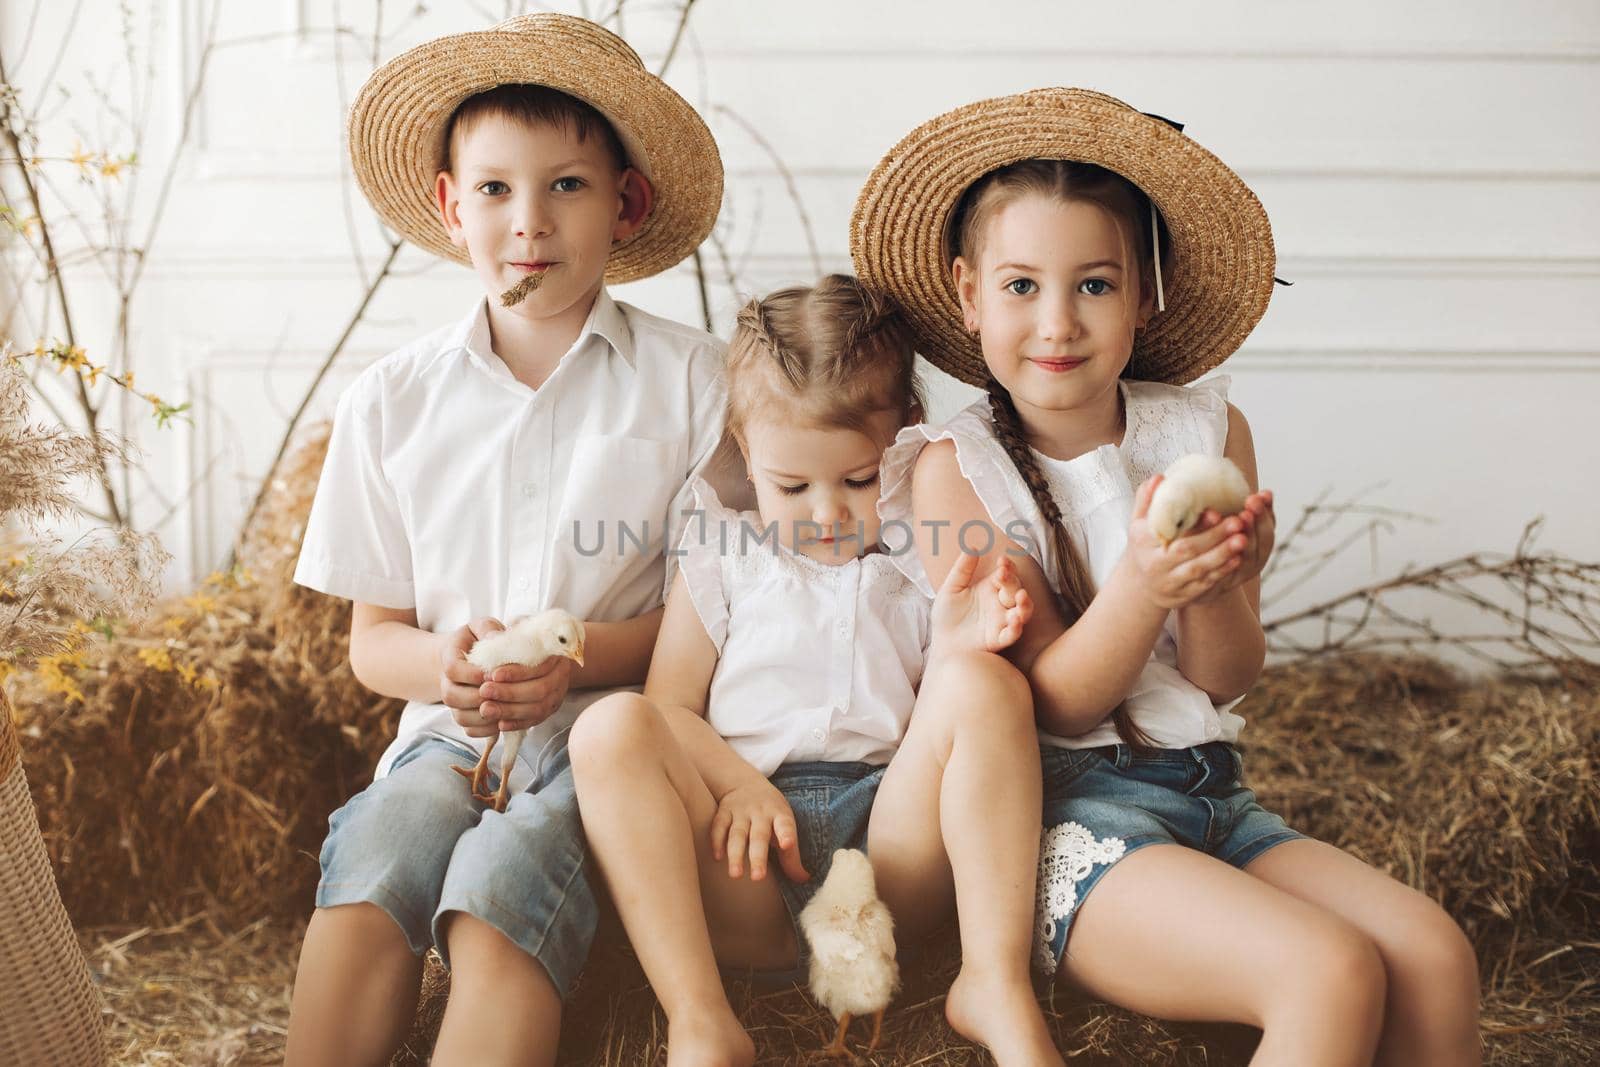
left=500, top=269, right=547, bottom=307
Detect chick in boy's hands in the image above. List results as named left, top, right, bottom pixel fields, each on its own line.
left=930, top=551, right=1034, bottom=653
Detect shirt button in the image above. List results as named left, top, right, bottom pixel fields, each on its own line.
left=522, top=483, right=537, bottom=499
left=1205, top=723, right=1220, bottom=739
left=837, top=620, right=849, bottom=635
left=517, top=577, right=530, bottom=590
left=812, top=728, right=825, bottom=741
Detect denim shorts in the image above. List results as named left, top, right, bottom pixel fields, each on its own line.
left=1033, top=741, right=1303, bottom=975
left=764, top=761, right=886, bottom=979
left=316, top=732, right=597, bottom=997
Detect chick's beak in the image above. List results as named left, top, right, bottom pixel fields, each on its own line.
left=569, top=642, right=586, bottom=669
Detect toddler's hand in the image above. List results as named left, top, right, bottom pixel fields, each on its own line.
left=440, top=617, right=501, bottom=738
left=1124, top=476, right=1249, bottom=610
left=710, top=778, right=809, bottom=884
left=480, top=655, right=575, bottom=733
left=931, top=551, right=1034, bottom=653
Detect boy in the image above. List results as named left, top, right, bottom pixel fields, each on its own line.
left=284, top=14, right=725, bottom=1066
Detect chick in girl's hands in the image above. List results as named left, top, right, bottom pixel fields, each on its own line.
left=1147, top=454, right=1250, bottom=546
left=930, top=551, right=1033, bottom=654
left=1125, top=473, right=1275, bottom=611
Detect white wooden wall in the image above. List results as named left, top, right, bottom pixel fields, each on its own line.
left=3, top=0, right=1596, bottom=647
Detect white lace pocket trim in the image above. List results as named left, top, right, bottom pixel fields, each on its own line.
left=1034, top=821, right=1126, bottom=975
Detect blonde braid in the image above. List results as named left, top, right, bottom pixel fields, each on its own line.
left=734, top=297, right=807, bottom=392
left=985, top=380, right=1153, bottom=750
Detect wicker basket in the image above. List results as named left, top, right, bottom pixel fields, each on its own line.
left=0, top=690, right=106, bottom=1064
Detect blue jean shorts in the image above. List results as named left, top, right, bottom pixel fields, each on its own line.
left=316, top=732, right=596, bottom=997
left=765, top=761, right=886, bottom=978
left=1034, top=741, right=1303, bottom=975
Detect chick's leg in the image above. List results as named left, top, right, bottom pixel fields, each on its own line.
left=492, top=729, right=525, bottom=813
left=866, top=1008, right=886, bottom=1052
left=824, top=1011, right=852, bottom=1058
left=451, top=733, right=499, bottom=805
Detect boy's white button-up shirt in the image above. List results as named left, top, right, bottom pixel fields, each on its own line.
left=295, top=290, right=727, bottom=790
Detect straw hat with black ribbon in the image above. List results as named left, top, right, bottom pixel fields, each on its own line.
left=348, top=13, right=722, bottom=284
left=850, top=88, right=1279, bottom=386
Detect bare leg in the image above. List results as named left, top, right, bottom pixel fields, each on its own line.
left=867, top=651, right=1059, bottom=1066
left=431, top=911, right=561, bottom=1067
left=1246, top=839, right=1482, bottom=1066
left=1059, top=844, right=1387, bottom=1067
left=285, top=903, right=423, bottom=1067
left=570, top=693, right=796, bottom=1067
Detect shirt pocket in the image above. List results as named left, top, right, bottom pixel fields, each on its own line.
left=555, top=434, right=683, bottom=569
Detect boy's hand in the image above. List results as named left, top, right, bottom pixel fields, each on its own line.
left=710, top=777, right=809, bottom=884
left=931, top=551, right=1034, bottom=653
left=480, top=655, right=576, bottom=733
left=440, top=617, right=500, bottom=738
left=1190, top=490, right=1275, bottom=604
left=1123, top=476, right=1249, bottom=611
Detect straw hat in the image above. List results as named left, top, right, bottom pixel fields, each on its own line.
left=348, top=13, right=721, bottom=283
left=850, top=88, right=1276, bottom=386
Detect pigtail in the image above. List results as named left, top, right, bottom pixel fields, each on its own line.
left=735, top=298, right=808, bottom=392
left=727, top=276, right=923, bottom=446
left=985, top=381, right=1154, bottom=751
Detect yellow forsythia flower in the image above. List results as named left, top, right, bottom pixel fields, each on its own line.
left=137, top=646, right=174, bottom=672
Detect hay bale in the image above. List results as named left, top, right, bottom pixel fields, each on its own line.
left=1242, top=656, right=1600, bottom=942
left=11, top=426, right=402, bottom=926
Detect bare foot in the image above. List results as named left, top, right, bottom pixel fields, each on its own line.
left=946, top=966, right=1064, bottom=1067
left=665, top=1008, right=755, bottom=1067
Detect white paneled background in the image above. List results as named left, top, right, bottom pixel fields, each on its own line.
left=3, top=1, right=1596, bottom=653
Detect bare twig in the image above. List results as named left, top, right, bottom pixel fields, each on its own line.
left=656, top=0, right=698, bottom=78
left=1264, top=518, right=1600, bottom=677
left=1, top=53, right=122, bottom=523
left=711, top=104, right=823, bottom=279
left=228, top=239, right=405, bottom=564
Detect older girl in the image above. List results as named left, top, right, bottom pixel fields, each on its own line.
left=858, top=90, right=1481, bottom=1066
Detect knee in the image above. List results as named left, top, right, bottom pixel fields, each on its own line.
left=308, top=902, right=416, bottom=964
left=568, top=691, right=661, bottom=778
left=922, top=650, right=1034, bottom=731
left=1396, top=904, right=1481, bottom=1027
left=1277, top=916, right=1388, bottom=1032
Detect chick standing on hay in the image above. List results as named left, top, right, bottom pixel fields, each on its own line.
left=453, top=608, right=585, bottom=812
left=1147, top=453, right=1252, bottom=547
left=799, top=848, right=899, bottom=1058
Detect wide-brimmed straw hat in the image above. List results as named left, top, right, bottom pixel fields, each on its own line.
left=348, top=13, right=721, bottom=283
left=850, top=88, right=1276, bottom=386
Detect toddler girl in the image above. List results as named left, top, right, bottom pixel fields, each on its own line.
left=569, top=274, right=1059, bottom=1066
left=858, top=90, right=1481, bottom=1065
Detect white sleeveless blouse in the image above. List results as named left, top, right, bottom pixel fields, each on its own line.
left=878, top=376, right=1246, bottom=751
left=677, top=479, right=932, bottom=775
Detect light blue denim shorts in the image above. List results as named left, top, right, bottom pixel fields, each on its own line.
left=762, top=760, right=886, bottom=980
left=1034, top=741, right=1303, bottom=975
left=316, top=731, right=596, bottom=997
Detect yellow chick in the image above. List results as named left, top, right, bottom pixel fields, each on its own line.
left=1148, top=453, right=1251, bottom=547
left=453, top=608, right=585, bottom=812
left=799, top=848, right=899, bottom=1058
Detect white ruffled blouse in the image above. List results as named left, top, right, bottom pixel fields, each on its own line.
left=677, top=480, right=932, bottom=776
left=878, top=376, right=1247, bottom=751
